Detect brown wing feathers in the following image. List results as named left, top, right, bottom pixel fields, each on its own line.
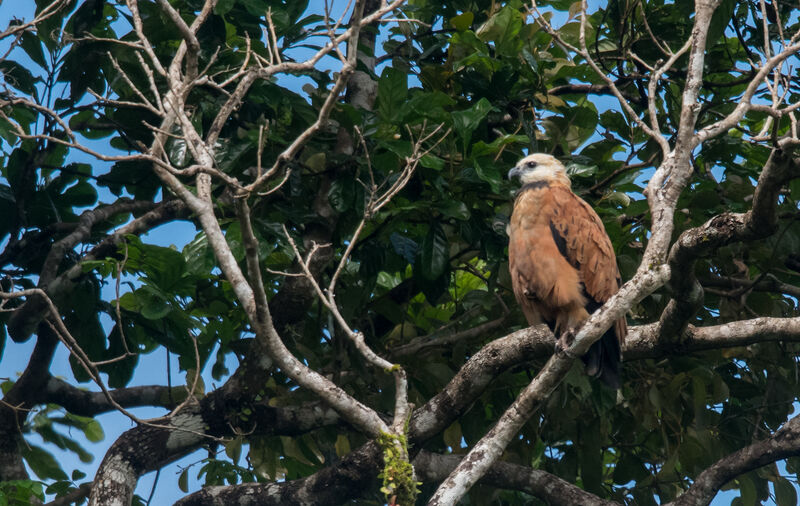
left=509, top=177, right=626, bottom=389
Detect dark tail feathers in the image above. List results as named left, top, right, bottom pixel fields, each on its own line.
left=582, top=327, right=622, bottom=390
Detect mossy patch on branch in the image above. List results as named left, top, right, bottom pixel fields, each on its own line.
left=377, top=431, right=419, bottom=506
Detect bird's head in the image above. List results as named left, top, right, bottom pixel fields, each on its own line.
left=507, top=153, right=570, bottom=187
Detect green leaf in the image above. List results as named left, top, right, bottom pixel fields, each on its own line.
left=579, top=422, right=603, bottom=494
left=475, top=5, right=523, bottom=56
left=168, top=138, right=190, bottom=168
left=0, top=323, right=5, bottom=361
left=452, top=97, right=492, bottom=148
left=215, top=0, right=236, bottom=15
left=184, top=233, right=215, bottom=275
left=604, top=191, right=631, bottom=208
left=438, top=200, right=470, bottom=221
left=137, top=288, right=171, bottom=320
left=0, top=61, right=39, bottom=96
left=450, top=12, right=474, bottom=31
left=443, top=421, right=463, bottom=449
left=67, top=0, right=104, bottom=35
left=0, top=184, right=14, bottom=204
left=774, top=476, right=797, bottom=506
left=178, top=469, right=189, bottom=493
left=473, top=158, right=502, bottom=193
left=738, top=475, right=757, bottom=506
left=334, top=434, right=350, bottom=457
left=20, top=32, right=47, bottom=69
left=521, top=48, right=538, bottom=74
left=0, top=480, right=44, bottom=505
left=21, top=445, right=68, bottom=481
left=614, top=453, right=648, bottom=484
left=565, top=161, right=597, bottom=178
left=377, top=67, right=407, bottom=121
left=69, top=110, right=114, bottom=139
left=82, top=419, right=104, bottom=443
left=471, top=134, right=529, bottom=158
left=707, top=0, right=737, bottom=46
left=328, top=178, right=355, bottom=212
left=418, top=222, right=448, bottom=281
left=0, top=116, right=18, bottom=145
left=225, top=437, right=243, bottom=463
left=390, top=233, right=417, bottom=264
left=420, top=154, right=445, bottom=171
left=62, top=180, right=98, bottom=208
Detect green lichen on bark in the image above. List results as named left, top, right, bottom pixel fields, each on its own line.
left=377, top=431, right=419, bottom=506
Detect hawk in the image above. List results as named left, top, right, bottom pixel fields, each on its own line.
left=507, top=153, right=626, bottom=388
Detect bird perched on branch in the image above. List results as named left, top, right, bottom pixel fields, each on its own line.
left=507, top=153, right=626, bottom=389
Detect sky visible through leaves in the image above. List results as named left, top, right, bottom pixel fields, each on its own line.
left=0, top=0, right=796, bottom=503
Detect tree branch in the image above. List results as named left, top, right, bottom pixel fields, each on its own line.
left=658, top=146, right=799, bottom=341
left=89, top=401, right=340, bottom=505
left=667, top=412, right=800, bottom=506
left=88, top=313, right=800, bottom=503
left=414, top=451, right=618, bottom=506
left=7, top=199, right=189, bottom=342
left=37, top=377, right=186, bottom=417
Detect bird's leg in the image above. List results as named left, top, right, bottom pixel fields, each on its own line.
left=555, top=328, right=578, bottom=358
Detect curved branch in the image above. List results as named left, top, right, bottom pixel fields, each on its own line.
left=0, top=326, right=58, bottom=481
left=694, top=40, right=800, bottom=147
left=174, top=441, right=384, bottom=506
left=427, top=261, right=670, bottom=505
left=94, top=314, right=800, bottom=504
left=8, top=199, right=189, bottom=342
left=45, top=483, right=92, bottom=506
left=6, top=199, right=158, bottom=343
left=414, top=451, right=617, bottom=506
left=667, top=413, right=800, bottom=506
left=625, top=317, right=800, bottom=358
left=37, top=377, right=186, bottom=417
left=89, top=401, right=341, bottom=505
left=658, top=146, right=799, bottom=340
left=702, top=273, right=800, bottom=299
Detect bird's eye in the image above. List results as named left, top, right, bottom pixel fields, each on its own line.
left=527, top=161, right=537, bottom=168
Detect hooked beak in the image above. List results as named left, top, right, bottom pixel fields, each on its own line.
left=507, top=166, right=521, bottom=180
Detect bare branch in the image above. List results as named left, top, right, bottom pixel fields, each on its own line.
left=7, top=199, right=189, bottom=342
left=666, top=412, right=800, bottom=506
left=415, top=451, right=617, bottom=506
left=659, top=146, right=799, bottom=340
left=39, top=378, right=186, bottom=417
left=126, top=0, right=168, bottom=77
left=155, top=0, right=201, bottom=78
left=695, top=40, right=800, bottom=146
left=0, top=0, right=68, bottom=42
left=205, top=0, right=405, bottom=149
left=529, top=0, right=667, bottom=151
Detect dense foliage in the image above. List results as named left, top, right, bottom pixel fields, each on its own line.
left=1, top=0, right=800, bottom=504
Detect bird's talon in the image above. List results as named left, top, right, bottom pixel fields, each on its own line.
left=555, top=329, right=578, bottom=358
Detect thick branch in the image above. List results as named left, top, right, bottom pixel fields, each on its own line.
left=427, top=262, right=669, bottom=505
left=89, top=401, right=340, bottom=505
left=174, top=442, right=384, bottom=506
left=95, top=314, right=800, bottom=503
left=37, top=377, right=186, bottom=417
left=5, top=199, right=157, bottom=342
left=625, top=317, right=800, bottom=358
left=0, top=326, right=58, bottom=481
left=414, top=451, right=617, bottom=506
left=667, top=413, right=800, bottom=506
left=659, top=146, right=799, bottom=340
